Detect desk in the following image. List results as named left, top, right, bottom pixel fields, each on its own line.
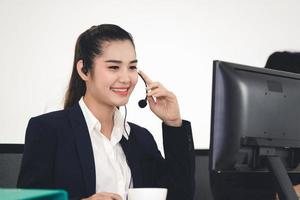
left=0, top=188, right=67, bottom=200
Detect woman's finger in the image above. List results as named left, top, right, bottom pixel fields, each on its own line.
left=147, top=96, right=156, bottom=107
left=147, top=86, right=174, bottom=99
left=147, top=90, right=168, bottom=98
left=138, top=70, right=153, bottom=85
left=82, top=192, right=122, bottom=200
left=146, top=82, right=163, bottom=90
left=107, top=193, right=122, bottom=200
left=98, top=192, right=122, bottom=200
left=146, top=82, right=169, bottom=96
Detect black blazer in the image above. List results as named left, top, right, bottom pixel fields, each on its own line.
left=17, top=103, right=195, bottom=200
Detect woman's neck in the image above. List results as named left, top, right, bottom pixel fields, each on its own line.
left=83, top=95, right=115, bottom=140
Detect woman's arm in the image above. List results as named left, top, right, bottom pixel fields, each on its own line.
left=161, top=120, right=195, bottom=200
left=138, top=70, right=195, bottom=200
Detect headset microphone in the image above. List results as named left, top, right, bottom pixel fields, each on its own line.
left=138, top=73, right=148, bottom=108
left=138, top=98, right=147, bottom=108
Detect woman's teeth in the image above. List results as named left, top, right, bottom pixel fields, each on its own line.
left=111, top=88, right=128, bottom=92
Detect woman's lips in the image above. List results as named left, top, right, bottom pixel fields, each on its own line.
left=111, top=87, right=129, bottom=96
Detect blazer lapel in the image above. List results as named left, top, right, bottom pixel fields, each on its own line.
left=120, top=129, right=143, bottom=187
left=67, top=103, right=96, bottom=196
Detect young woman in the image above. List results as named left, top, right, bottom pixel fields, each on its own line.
left=17, top=24, right=195, bottom=200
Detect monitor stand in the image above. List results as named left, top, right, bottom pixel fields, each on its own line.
left=242, top=138, right=299, bottom=200
left=267, top=156, right=298, bottom=200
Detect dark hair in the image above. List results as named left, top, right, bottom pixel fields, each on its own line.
left=64, top=24, right=135, bottom=108
left=265, top=51, right=300, bottom=73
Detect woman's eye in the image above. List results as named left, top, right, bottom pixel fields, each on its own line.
left=129, top=66, right=137, bottom=70
left=108, top=66, right=119, bottom=70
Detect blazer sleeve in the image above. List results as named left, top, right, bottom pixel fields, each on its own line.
left=17, top=117, right=57, bottom=189
left=161, top=120, right=195, bottom=200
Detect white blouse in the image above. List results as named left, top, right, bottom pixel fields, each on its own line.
left=79, top=98, right=132, bottom=199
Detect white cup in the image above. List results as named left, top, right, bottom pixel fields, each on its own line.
left=128, top=188, right=167, bottom=200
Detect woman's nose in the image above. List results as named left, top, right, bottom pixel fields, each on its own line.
left=119, top=71, right=131, bottom=83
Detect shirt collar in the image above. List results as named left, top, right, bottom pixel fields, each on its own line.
left=79, top=97, right=130, bottom=143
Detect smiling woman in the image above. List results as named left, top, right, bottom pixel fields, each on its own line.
left=76, top=40, right=138, bottom=114
left=16, top=24, right=195, bottom=200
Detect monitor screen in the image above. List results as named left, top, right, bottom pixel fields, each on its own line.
left=209, top=60, right=300, bottom=173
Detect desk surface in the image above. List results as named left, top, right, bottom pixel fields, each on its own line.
left=0, top=188, right=67, bottom=200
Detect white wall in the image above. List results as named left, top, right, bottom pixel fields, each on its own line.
left=1, top=0, right=300, bottom=150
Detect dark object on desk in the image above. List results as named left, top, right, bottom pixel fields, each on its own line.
left=210, top=61, right=300, bottom=200
left=194, top=150, right=214, bottom=200
left=0, top=144, right=24, bottom=188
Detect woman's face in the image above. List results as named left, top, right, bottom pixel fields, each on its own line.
left=85, top=40, right=138, bottom=107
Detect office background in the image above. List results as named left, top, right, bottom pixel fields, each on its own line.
left=1, top=0, right=300, bottom=151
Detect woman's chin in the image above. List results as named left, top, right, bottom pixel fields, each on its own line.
left=114, top=99, right=129, bottom=107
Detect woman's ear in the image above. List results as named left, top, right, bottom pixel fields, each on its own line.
left=76, top=60, right=89, bottom=81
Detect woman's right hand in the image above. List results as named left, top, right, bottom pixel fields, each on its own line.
left=82, top=192, right=122, bottom=200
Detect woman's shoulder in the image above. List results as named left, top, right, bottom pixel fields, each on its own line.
left=127, top=122, right=156, bottom=142
left=24, top=109, right=70, bottom=142
left=127, top=122, right=150, bottom=135
left=30, top=103, right=80, bottom=123
left=28, top=109, right=70, bottom=128
left=32, top=109, right=67, bottom=120
left=127, top=122, right=161, bottom=155
left=127, top=122, right=145, bottom=131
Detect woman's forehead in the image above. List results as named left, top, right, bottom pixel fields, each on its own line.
left=99, top=40, right=136, bottom=61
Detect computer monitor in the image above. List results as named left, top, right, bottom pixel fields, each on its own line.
left=209, top=60, right=300, bottom=200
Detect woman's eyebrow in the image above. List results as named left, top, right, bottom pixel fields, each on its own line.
left=105, top=60, right=122, bottom=64
left=105, top=59, right=138, bottom=64
left=130, top=59, right=138, bottom=64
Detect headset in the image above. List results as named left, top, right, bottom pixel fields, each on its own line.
left=137, top=73, right=148, bottom=108
left=124, top=73, right=147, bottom=138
